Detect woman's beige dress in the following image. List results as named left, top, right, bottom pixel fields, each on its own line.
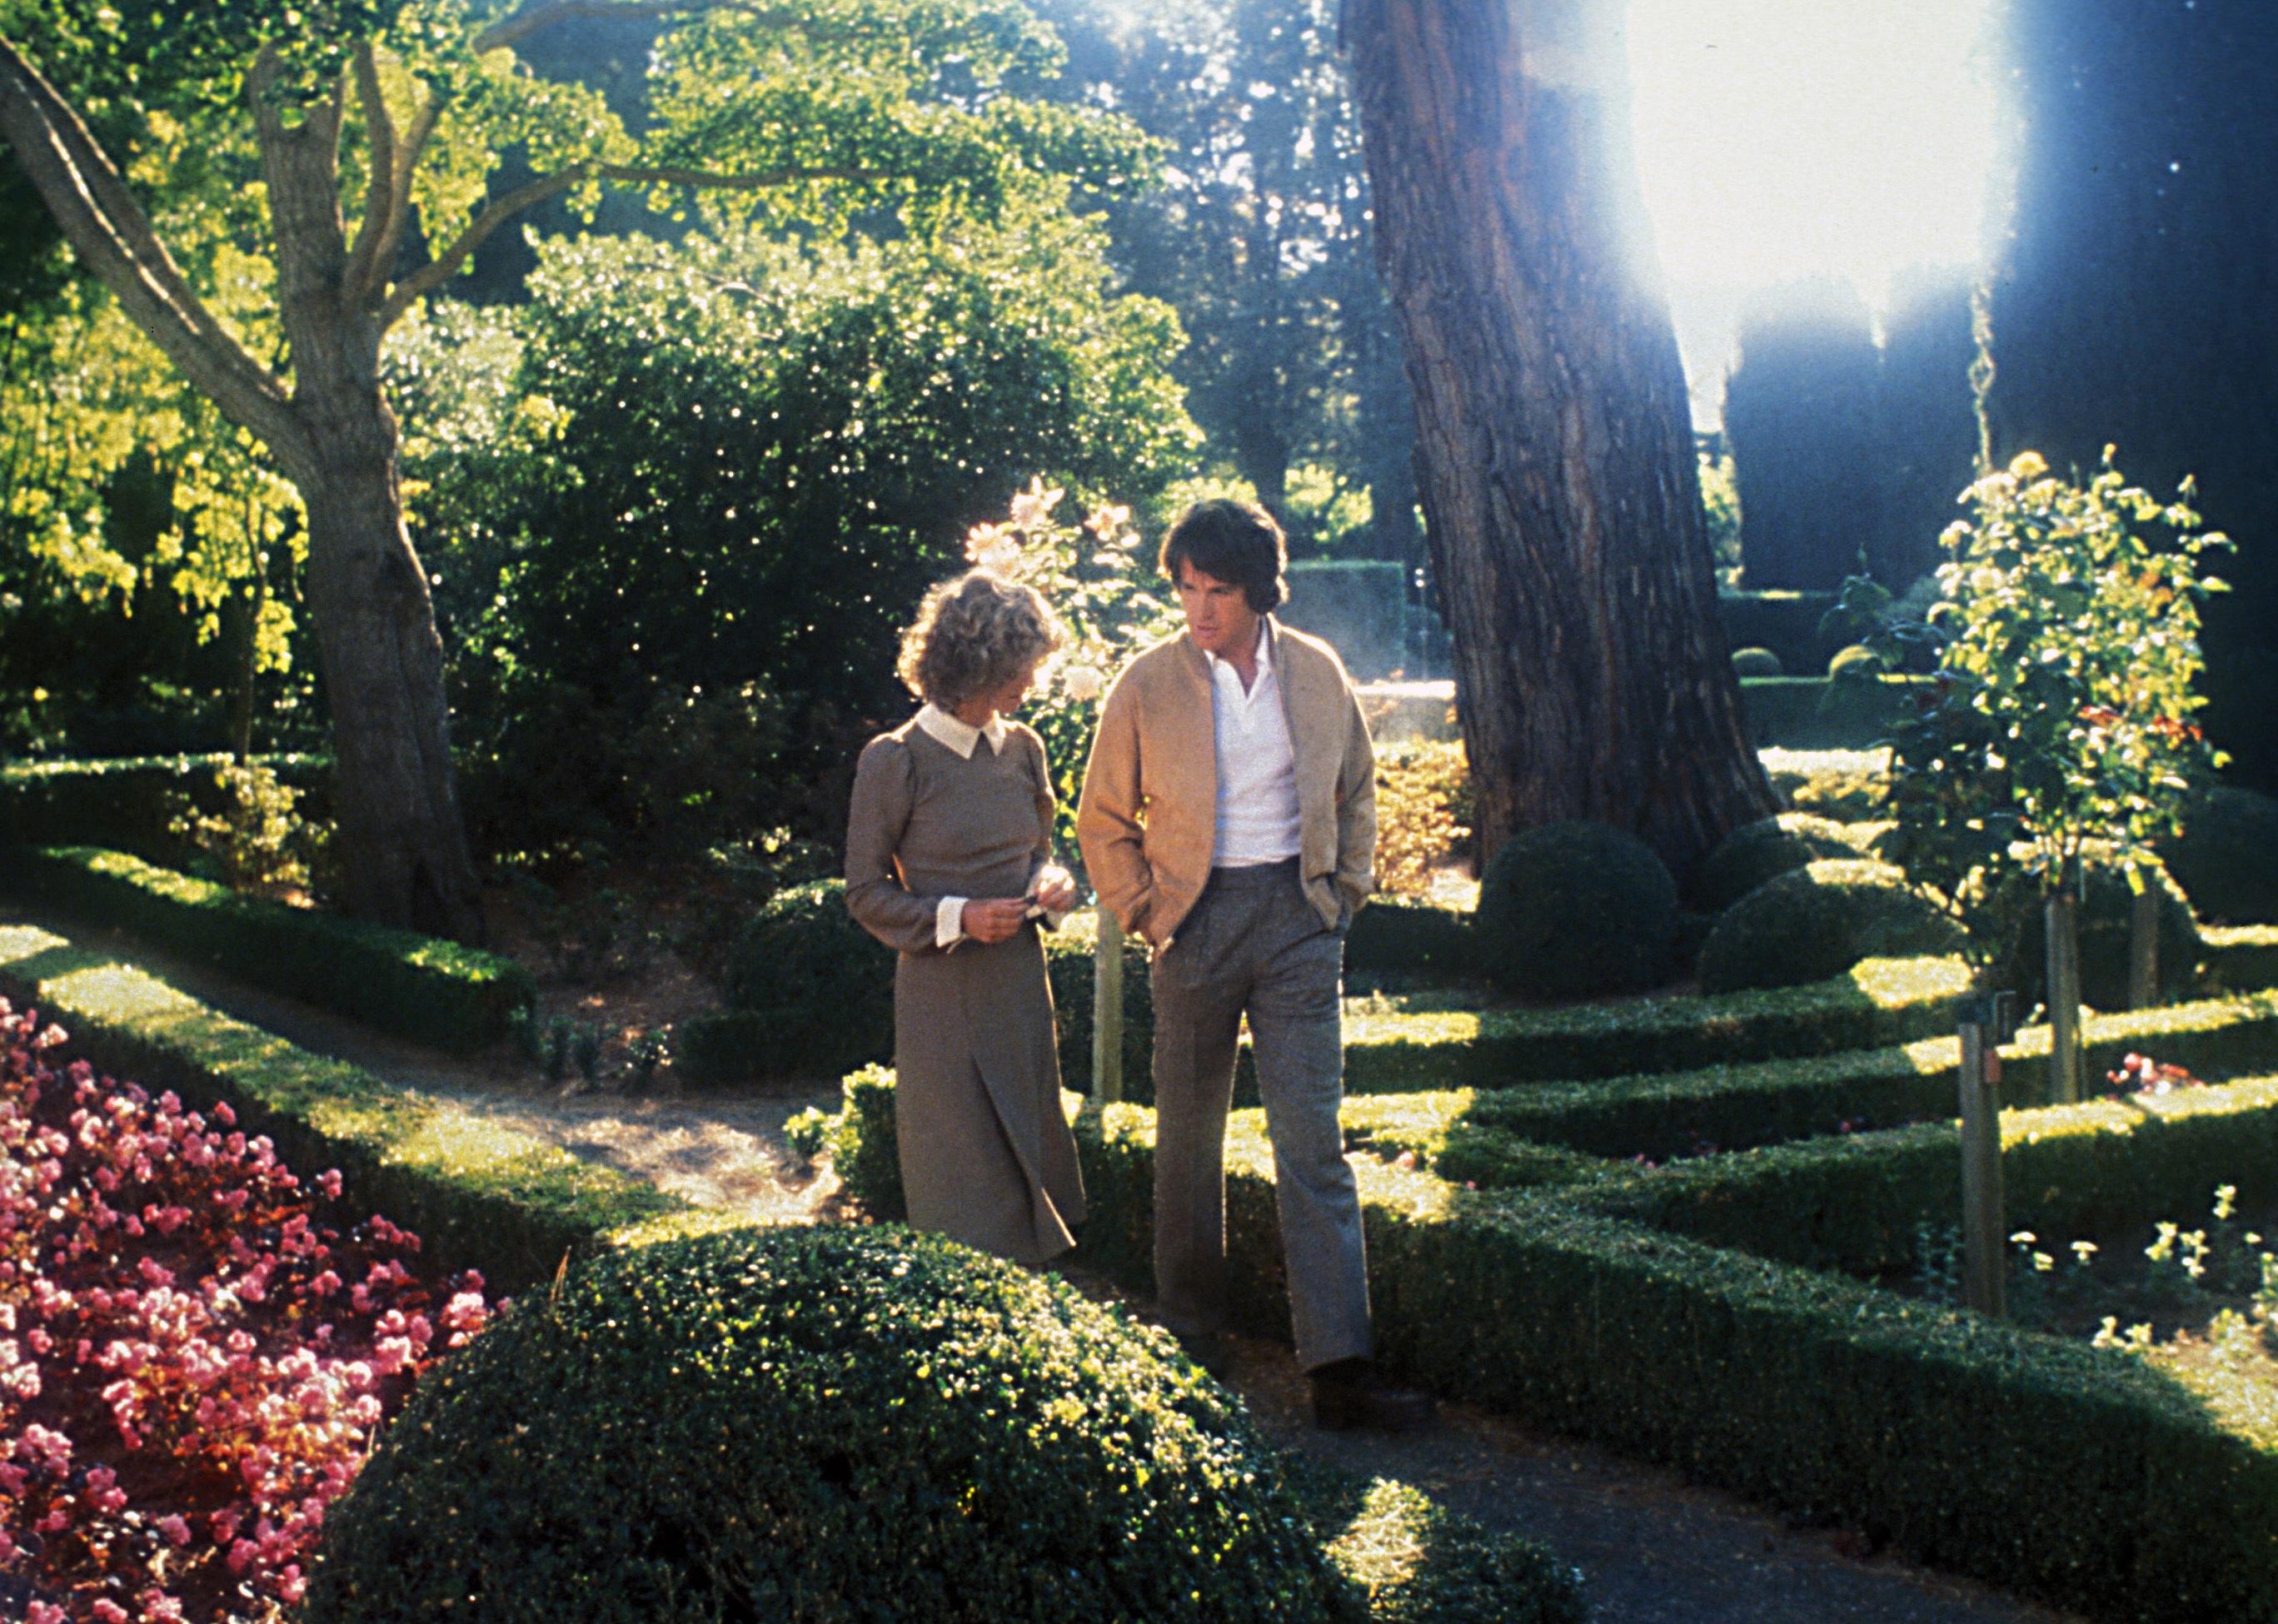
left=844, top=716, right=1085, bottom=1264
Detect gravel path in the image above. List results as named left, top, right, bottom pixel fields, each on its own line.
left=7, top=904, right=2086, bottom=1624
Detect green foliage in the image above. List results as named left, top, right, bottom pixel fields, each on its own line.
left=165, top=760, right=331, bottom=898
left=1697, top=859, right=1966, bottom=994
left=307, top=1224, right=1343, bottom=1624
left=1849, top=450, right=2231, bottom=965
left=1697, top=443, right=1742, bottom=580
left=1371, top=739, right=1470, bottom=897
left=1474, top=822, right=1677, bottom=998
left=1313, top=1474, right=1588, bottom=1624
left=1761, top=746, right=1889, bottom=822
left=0, top=751, right=329, bottom=864
left=2002, top=856, right=2202, bottom=1010
left=4, top=845, right=531, bottom=1052
left=1729, top=645, right=1782, bottom=677
left=1693, top=813, right=1867, bottom=912
left=426, top=208, right=1195, bottom=859
left=2158, top=785, right=2278, bottom=925
left=1826, top=643, right=1884, bottom=678
left=1344, top=898, right=1473, bottom=979
left=717, top=878, right=896, bottom=1078
left=1716, top=591, right=1842, bottom=675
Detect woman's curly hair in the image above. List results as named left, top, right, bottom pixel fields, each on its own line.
left=896, top=570, right=1065, bottom=711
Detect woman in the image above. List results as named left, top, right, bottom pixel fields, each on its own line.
left=845, top=570, right=1086, bottom=1265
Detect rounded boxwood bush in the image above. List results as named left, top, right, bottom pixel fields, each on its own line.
left=2156, top=785, right=2278, bottom=924
left=1697, top=858, right=1964, bottom=993
left=722, top=876, right=894, bottom=1076
left=2002, top=859, right=2202, bottom=1010
left=1827, top=643, right=1886, bottom=678
left=1693, top=812, right=1868, bottom=911
left=307, top=1226, right=1338, bottom=1624
left=1731, top=645, right=1784, bottom=676
left=1476, top=821, right=1678, bottom=998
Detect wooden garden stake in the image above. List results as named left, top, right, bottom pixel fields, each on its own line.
left=2126, top=885, right=2160, bottom=1010
left=1094, top=910, right=1125, bottom=1104
left=2045, top=866, right=2085, bottom=1104
left=1957, top=990, right=2016, bottom=1318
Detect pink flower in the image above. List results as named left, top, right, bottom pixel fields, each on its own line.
left=157, top=1513, right=192, bottom=1547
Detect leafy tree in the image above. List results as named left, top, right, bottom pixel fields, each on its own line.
left=416, top=203, right=1197, bottom=861
left=1849, top=451, right=2228, bottom=1085
left=0, top=0, right=1144, bottom=936
left=1872, top=268, right=1977, bottom=591
left=1340, top=0, right=1776, bottom=873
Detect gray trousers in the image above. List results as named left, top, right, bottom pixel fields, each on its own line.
left=1150, top=859, right=1372, bottom=1371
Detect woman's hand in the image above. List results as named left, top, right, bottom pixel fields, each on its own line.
left=960, top=897, right=1031, bottom=944
left=1031, top=864, right=1079, bottom=915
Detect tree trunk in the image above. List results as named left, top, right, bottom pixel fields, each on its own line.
left=261, top=87, right=486, bottom=942
left=1341, top=0, right=1776, bottom=875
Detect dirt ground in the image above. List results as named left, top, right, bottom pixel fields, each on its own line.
left=4, top=899, right=2086, bottom=1624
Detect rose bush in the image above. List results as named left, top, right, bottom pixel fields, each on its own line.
left=0, top=1000, right=492, bottom=1623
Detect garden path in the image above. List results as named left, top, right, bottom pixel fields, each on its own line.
left=7, top=902, right=2085, bottom=1624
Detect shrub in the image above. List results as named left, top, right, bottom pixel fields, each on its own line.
left=0, top=752, right=331, bottom=868
left=7, top=847, right=534, bottom=1053
left=307, top=1224, right=1342, bottom=1624
left=1826, top=643, right=1885, bottom=677
left=2158, top=785, right=2278, bottom=924
left=2001, top=857, right=2202, bottom=1010
left=1693, top=813, right=1867, bottom=912
left=165, top=760, right=332, bottom=898
left=1730, top=645, right=1783, bottom=676
left=720, top=877, right=895, bottom=1077
left=1697, top=859, right=1965, bottom=994
left=1044, top=916, right=1154, bottom=1096
left=1346, top=897, right=1473, bottom=979
left=0, top=1000, right=492, bottom=1623
left=1373, top=740, right=1472, bottom=896
left=1474, top=822, right=1677, bottom=998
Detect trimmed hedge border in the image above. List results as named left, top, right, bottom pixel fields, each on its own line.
left=1339, top=989, right=2278, bottom=1172
left=2205, top=924, right=2278, bottom=994
left=0, top=752, right=330, bottom=864
left=1333, top=955, right=1971, bottom=1094
left=820, top=1071, right=2278, bottom=1623
left=0, top=919, right=689, bottom=1293
left=2, top=846, right=534, bottom=1053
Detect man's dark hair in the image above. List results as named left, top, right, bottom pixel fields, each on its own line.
left=1159, top=498, right=1288, bottom=614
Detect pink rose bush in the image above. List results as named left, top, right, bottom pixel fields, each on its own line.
left=0, top=999, right=494, bottom=1622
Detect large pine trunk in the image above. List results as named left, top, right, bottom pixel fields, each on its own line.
left=1341, top=0, right=1775, bottom=875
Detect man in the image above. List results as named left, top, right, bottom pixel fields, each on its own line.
left=1076, top=497, right=1431, bottom=1432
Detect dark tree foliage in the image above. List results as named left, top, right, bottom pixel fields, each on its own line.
left=1981, top=0, right=2278, bottom=790
left=1723, top=277, right=1882, bottom=591
left=1873, top=269, right=1979, bottom=589
left=1026, top=0, right=1419, bottom=565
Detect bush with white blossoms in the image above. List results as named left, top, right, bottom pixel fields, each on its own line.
left=963, top=479, right=1179, bottom=854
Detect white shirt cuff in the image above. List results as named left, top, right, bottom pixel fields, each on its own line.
left=937, top=895, right=969, bottom=949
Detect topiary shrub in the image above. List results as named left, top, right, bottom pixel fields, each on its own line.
left=719, top=876, right=895, bottom=1077
left=1827, top=643, right=1886, bottom=678
left=2157, top=785, right=2278, bottom=924
left=1731, top=645, right=1784, bottom=677
left=1697, top=859, right=1965, bottom=994
left=1694, top=813, right=1868, bottom=912
left=2001, top=859, right=2203, bottom=1011
left=307, top=1227, right=1348, bottom=1624
left=1475, top=822, right=1678, bottom=999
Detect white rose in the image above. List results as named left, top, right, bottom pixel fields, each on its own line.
left=1062, top=662, right=1105, bottom=702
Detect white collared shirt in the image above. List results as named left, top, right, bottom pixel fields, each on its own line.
left=1205, top=620, right=1302, bottom=867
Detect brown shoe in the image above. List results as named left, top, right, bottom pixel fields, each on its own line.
left=1308, top=1357, right=1434, bottom=1432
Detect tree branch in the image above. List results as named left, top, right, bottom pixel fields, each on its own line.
left=343, top=43, right=403, bottom=308
left=472, top=1, right=849, bottom=56
left=0, top=34, right=311, bottom=476
left=376, top=160, right=887, bottom=331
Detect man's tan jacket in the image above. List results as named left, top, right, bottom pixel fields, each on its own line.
left=1076, top=618, right=1376, bottom=949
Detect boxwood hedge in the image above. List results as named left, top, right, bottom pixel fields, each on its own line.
left=814, top=1064, right=2278, bottom=1622
left=2, top=845, right=533, bottom=1052
left=0, top=751, right=331, bottom=864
